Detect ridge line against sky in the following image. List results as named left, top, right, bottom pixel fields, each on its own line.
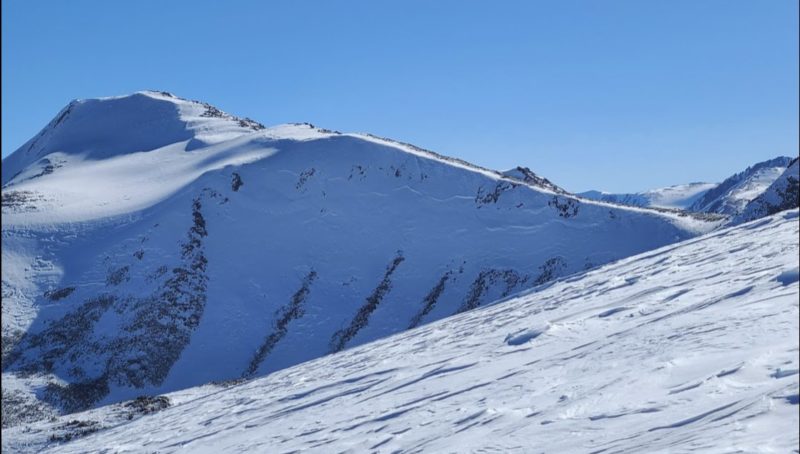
left=2, top=0, right=798, bottom=193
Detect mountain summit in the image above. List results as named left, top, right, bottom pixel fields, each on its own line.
left=1, top=91, right=268, bottom=186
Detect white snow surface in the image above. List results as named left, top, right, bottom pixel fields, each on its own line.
left=579, top=182, right=717, bottom=210
left=4, top=209, right=798, bottom=453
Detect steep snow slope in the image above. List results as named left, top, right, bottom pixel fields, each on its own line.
left=2, top=92, right=719, bottom=422
left=733, top=158, right=799, bottom=225
left=688, top=156, right=793, bottom=215
left=4, top=209, right=797, bottom=453
left=579, top=182, right=716, bottom=210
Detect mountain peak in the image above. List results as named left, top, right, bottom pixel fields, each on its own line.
left=2, top=91, right=267, bottom=185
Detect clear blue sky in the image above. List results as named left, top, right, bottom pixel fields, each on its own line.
left=2, top=0, right=798, bottom=193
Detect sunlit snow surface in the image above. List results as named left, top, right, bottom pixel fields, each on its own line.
left=6, top=210, right=798, bottom=453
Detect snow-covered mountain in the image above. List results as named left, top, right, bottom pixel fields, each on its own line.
left=579, top=156, right=794, bottom=215
left=4, top=209, right=797, bottom=453
left=687, top=156, right=793, bottom=215
left=1, top=91, right=721, bottom=424
left=578, top=182, right=716, bottom=210
left=733, top=157, right=799, bottom=225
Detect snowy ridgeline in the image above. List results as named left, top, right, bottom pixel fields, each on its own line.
left=578, top=182, right=717, bottom=210
left=4, top=209, right=798, bottom=453
left=1, top=91, right=722, bottom=421
left=579, top=156, right=795, bottom=215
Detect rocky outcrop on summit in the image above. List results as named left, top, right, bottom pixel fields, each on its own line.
left=501, top=166, right=566, bottom=194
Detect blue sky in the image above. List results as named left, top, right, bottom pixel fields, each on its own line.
left=2, top=0, right=797, bottom=193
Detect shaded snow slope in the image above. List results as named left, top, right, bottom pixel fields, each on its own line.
left=1, top=91, right=266, bottom=186
left=5, top=210, right=798, bottom=453
left=579, top=182, right=716, bottom=210
left=733, top=157, right=799, bottom=225
left=1, top=92, right=720, bottom=422
left=688, top=156, right=793, bottom=215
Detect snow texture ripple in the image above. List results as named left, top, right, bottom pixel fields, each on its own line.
left=4, top=209, right=798, bottom=453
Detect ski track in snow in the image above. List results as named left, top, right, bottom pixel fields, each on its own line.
left=5, top=209, right=798, bottom=453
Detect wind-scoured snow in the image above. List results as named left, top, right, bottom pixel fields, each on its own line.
left=5, top=210, right=798, bottom=453
left=1, top=92, right=722, bottom=423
